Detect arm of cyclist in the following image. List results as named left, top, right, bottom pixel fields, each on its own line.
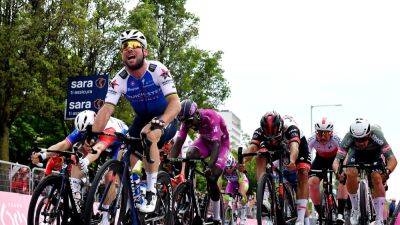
left=384, top=150, right=397, bottom=177
left=31, top=139, right=71, bottom=164
left=287, top=141, right=299, bottom=171
left=158, top=94, right=181, bottom=126
left=92, top=103, right=115, bottom=132
left=170, top=136, right=185, bottom=158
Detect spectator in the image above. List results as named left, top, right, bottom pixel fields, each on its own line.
left=11, top=167, right=30, bottom=194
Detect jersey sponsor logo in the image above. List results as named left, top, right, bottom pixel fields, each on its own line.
left=149, top=63, right=157, bottom=72
left=118, top=69, right=128, bottom=79
left=95, top=77, right=107, bottom=88
left=160, top=68, right=171, bottom=79
left=94, top=99, right=104, bottom=109
left=71, top=80, right=93, bottom=89
left=107, top=89, right=117, bottom=95
left=110, top=80, right=119, bottom=90
left=162, top=80, right=174, bottom=86
left=371, top=134, right=384, bottom=145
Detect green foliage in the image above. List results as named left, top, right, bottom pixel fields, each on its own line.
left=1, top=0, right=230, bottom=162
left=127, top=0, right=230, bottom=109
left=245, top=157, right=257, bottom=194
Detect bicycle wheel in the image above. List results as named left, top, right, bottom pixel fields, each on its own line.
left=359, top=180, right=369, bottom=225
left=201, top=193, right=225, bottom=224
left=224, top=206, right=233, bottom=225
left=321, top=193, right=337, bottom=225
left=256, top=173, right=277, bottom=225
left=139, top=170, right=173, bottom=225
left=281, top=182, right=297, bottom=224
left=83, top=159, right=128, bottom=225
left=172, top=181, right=194, bottom=225
left=28, top=175, right=77, bottom=225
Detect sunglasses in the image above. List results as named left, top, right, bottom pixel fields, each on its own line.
left=316, top=130, right=331, bottom=137
left=121, top=40, right=143, bottom=50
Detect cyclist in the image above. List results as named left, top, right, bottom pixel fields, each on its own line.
left=218, top=153, right=249, bottom=225
left=333, top=118, right=397, bottom=225
left=308, top=117, right=347, bottom=224
left=31, top=110, right=128, bottom=214
left=170, top=99, right=231, bottom=224
left=92, top=29, right=181, bottom=213
left=241, top=111, right=311, bottom=225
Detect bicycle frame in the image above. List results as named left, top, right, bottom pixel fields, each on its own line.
left=239, top=147, right=296, bottom=224
left=310, top=168, right=337, bottom=224
left=341, top=163, right=379, bottom=225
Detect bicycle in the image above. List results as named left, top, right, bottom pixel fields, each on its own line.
left=340, top=162, right=380, bottom=225
left=27, top=148, right=86, bottom=225
left=171, top=157, right=225, bottom=225
left=83, top=130, right=172, bottom=225
left=222, top=189, right=245, bottom=225
left=309, top=168, right=338, bottom=225
left=238, top=147, right=296, bottom=225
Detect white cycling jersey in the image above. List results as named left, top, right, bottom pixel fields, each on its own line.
left=308, top=133, right=341, bottom=158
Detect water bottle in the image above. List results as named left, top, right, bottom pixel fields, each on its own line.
left=130, top=173, right=141, bottom=201
left=136, top=181, right=147, bottom=205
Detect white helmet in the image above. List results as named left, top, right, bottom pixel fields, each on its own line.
left=226, top=154, right=236, bottom=168
left=74, top=110, right=96, bottom=131
left=350, top=118, right=371, bottom=138
left=119, top=29, right=147, bottom=48
left=315, top=117, right=334, bottom=132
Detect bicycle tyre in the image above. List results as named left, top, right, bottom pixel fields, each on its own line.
left=83, top=159, right=126, bottom=225
left=256, top=173, right=277, bottom=225
left=281, top=182, right=297, bottom=224
left=201, top=193, right=225, bottom=224
left=172, top=181, right=194, bottom=225
left=359, top=180, right=369, bottom=225
left=152, top=170, right=173, bottom=225
left=28, top=175, right=77, bottom=225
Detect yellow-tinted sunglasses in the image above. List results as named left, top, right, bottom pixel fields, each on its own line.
left=121, top=40, right=143, bottom=50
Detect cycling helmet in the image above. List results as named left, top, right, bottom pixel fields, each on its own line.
left=74, top=110, right=96, bottom=131
left=315, top=117, right=334, bottom=132
left=177, top=99, right=198, bottom=122
left=119, top=29, right=147, bottom=48
left=226, top=154, right=236, bottom=168
left=350, top=118, right=371, bottom=138
left=260, top=111, right=284, bottom=137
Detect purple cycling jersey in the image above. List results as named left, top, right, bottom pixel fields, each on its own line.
left=178, top=109, right=228, bottom=142
left=177, top=109, right=230, bottom=169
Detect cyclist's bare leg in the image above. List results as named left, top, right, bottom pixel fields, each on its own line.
left=371, top=171, right=385, bottom=222
left=296, top=168, right=309, bottom=200
left=296, top=168, right=309, bottom=223
left=309, top=176, right=321, bottom=205
left=309, top=176, right=322, bottom=217
left=345, top=168, right=359, bottom=210
left=337, top=182, right=348, bottom=220
left=71, top=165, right=84, bottom=179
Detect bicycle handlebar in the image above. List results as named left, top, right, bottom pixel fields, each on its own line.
left=86, top=125, right=153, bottom=163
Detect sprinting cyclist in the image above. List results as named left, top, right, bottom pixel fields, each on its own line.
left=171, top=99, right=230, bottom=224
left=308, top=117, right=347, bottom=224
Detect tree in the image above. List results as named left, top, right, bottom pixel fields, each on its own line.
left=0, top=0, right=126, bottom=160
left=126, top=0, right=230, bottom=109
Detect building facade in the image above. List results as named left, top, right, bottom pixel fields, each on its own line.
left=219, top=110, right=242, bottom=150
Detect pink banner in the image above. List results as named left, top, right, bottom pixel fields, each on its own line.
left=0, top=191, right=30, bottom=225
